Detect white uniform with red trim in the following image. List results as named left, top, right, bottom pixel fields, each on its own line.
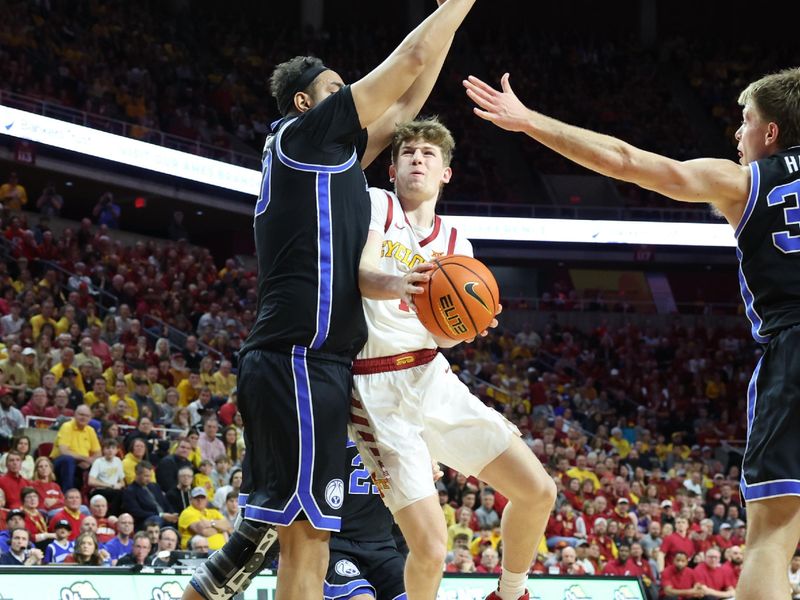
left=350, top=188, right=517, bottom=514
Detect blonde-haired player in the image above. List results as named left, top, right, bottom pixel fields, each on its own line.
left=356, top=117, right=556, bottom=600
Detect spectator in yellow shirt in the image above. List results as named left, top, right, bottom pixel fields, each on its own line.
left=122, top=438, right=153, bottom=485
left=0, top=172, right=27, bottom=210
left=50, top=405, right=101, bottom=489
left=29, top=299, right=58, bottom=340
left=192, top=459, right=215, bottom=499
left=178, top=487, right=232, bottom=550
left=109, top=380, right=138, bottom=421
left=50, top=348, right=86, bottom=394
left=211, top=360, right=236, bottom=398
left=177, top=371, right=201, bottom=407
left=609, top=427, right=632, bottom=459
left=566, top=454, right=602, bottom=491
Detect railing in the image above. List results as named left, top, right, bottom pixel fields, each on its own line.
left=0, top=88, right=261, bottom=170
left=38, top=259, right=119, bottom=312
left=25, top=415, right=186, bottom=438
left=140, top=313, right=223, bottom=361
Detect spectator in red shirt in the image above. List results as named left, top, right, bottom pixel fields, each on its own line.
left=713, top=522, right=735, bottom=552
left=47, top=488, right=86, bottom=541
left=692, top=547, right=735, bottom=598
left=660, top=551, right=703, bottom=600
left=588, top=517, right=617, bottom=563
left=476, top=547, right=501, bottom=574
left=628, top=542, right=656, bottom=597
left=0, top=451, right=32, bottom=509
left=557, top=545, right=585, bottom=575
left=730, top=519, right=746, bottom=546
left=445, top=547, right=475, bottom=573
left=660, top=516, right=696, bottom=567
left=719, top=545, right=743, bottom=589
left=609, top=497, right=637, bottom=529
left=30, top=457, right=64, bottom=517
left=691, top=518, right=716, bottom=555
left=601, top=542, right=632, bottom=576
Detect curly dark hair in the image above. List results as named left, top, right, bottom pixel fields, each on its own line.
left=269, top=55, right=325, bottom=116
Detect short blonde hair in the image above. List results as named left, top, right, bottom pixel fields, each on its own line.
left=391, top=117, right=455, bottom=167
left=739, top=67, right=800, bottom=149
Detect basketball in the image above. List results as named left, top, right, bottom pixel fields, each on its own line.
left=415, top=255, right=500, bottom=341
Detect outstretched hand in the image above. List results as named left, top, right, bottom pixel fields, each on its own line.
left=463, top=73, right=530, bottom=132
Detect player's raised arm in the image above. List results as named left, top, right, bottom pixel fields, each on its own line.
left=464, top=73, right=751, bottom=226
left=351, top=0, right=475, bottom=134
left=360, top=0, right=457, bottom=167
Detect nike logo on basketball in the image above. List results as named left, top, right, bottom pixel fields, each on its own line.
left=464, top=282, right=492, bottom=314
left=394, top=223, right=405, bottom=230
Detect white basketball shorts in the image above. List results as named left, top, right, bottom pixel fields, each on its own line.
left=350, top=352, right=517, bottom=514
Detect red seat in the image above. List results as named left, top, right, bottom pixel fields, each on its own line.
left=36, top=442, right=54, bottom=458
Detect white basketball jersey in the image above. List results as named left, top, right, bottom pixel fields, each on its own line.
left=358, top=187, right=473, bottom=359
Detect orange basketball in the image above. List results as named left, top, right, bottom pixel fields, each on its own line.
left=415, top=255, right=500, bottom=342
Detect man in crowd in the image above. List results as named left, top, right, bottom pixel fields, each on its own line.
left=0, top=528, right=43, bottom=565
left=104, top=513, right=135, bottom=564
left=693, top=548, right=736, bottom=598
left=156, top=437, right=193, bottom=493
left=48, top=488, right=86, bottom=540
left=116, top=531, right=152, bottom=566
left=166, top=466, right=194, bottom=514
left=198, top=417, right=225, bottom=463
left=50, top=404, right=100, bottom=489
left=178, top=487, right=231, bottom=551
left=122, top=461, right=178, bottom=529
left=147, top=527, right=181, bottom=567
left=0, top=387, right=25, bottom=448
left=0, top=451, right=30, bottom=509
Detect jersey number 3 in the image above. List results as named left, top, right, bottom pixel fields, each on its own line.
left=768, top=180, right=800, bottom=253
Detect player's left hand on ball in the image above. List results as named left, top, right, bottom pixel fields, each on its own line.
left=466, top=303, right=502, bottom=342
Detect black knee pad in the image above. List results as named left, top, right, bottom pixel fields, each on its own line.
left=190, top=519, right=279, bottom=600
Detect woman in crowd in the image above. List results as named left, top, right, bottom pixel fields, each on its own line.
left=171, top=406, right=191, bottom=436
left=31, top=456, right=65, bottom=517
left=122, top=438, right=150, bottom=484
left=0, top=435, right=34, bottom=479
left=20, top=486, right=55, bottom=548
left=63, top=532, right=106, bottom=565
left=222, top=426, right=242, bottom=468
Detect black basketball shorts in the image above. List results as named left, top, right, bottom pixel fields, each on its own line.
left=237, top=346, right=351, bottom=531
left=324, top=536, right=406, bottom=600
left=741, top=325, right=800, bottom=502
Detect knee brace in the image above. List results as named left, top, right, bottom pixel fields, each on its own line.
left=189, top=518, right=280, bottom=600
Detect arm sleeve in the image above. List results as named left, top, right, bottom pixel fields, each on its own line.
left=368, top=188, right=390, bottom=233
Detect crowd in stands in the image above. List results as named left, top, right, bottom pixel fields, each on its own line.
left=0, top=195, right=788, bottom=596
left=0, top=0, right=747, bottom=214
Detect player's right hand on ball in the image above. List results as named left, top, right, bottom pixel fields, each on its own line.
left=397, top=263, right=434, bottom=311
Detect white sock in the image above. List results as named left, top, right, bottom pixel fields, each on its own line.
left=497, top=568, right=527, bottom=600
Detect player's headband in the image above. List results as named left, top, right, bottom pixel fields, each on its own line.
left=280, top=64, right=329, bottom=116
